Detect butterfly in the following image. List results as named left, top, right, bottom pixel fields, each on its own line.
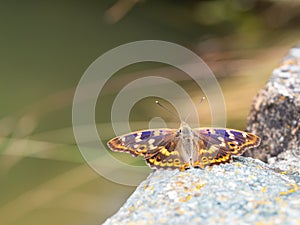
left=107, top=121, right=261, bottom=171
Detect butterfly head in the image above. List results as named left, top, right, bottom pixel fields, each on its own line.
left=179, top=121, right=193, bottom=138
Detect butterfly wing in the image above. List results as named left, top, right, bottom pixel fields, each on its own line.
left=192, top=128, right=261, bottom=168
left=107, top=129, right=189, bottom=170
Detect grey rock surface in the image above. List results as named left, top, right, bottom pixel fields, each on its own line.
left=103, top=157, right=300, bottom=225
left=244, top=45, right=300, bottom=162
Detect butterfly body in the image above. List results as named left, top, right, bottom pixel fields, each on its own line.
left=177, top=122, right=196, bottom=165
left=107, top=122, right=260, bottom=171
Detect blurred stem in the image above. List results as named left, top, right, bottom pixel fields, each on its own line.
left=104, top=0, right=140, bottom=23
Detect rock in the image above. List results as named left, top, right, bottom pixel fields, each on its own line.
left=244, top=45, right=300, bottom=162
left=103, top=46, right=300, bottom=225
left=103, top=157, right=300, bottom=225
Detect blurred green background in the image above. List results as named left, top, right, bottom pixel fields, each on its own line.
left=1, top=0, right=300, bottom=224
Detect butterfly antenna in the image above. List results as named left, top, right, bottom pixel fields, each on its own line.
left=155, top=100, right=180, bottom=120
left=184, top=97, right=206, bottom=122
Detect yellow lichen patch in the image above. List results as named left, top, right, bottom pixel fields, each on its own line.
left=176, top=181, right=184, bottom=186
left=256, top=199, right=271, bottom=206
left=261, top=187, right=267, bottom=193
left=179, top=194, right=192, bottom=202
left=159, top=218, right=167, bottom=223
left=128, top=205, right=135, bottom=214
left=236, top=162, right=243, bottom=167
left=255, top=221, right=273, bottom=225
left=196, top=183, right=206, bottom=190
left=176, top=208, right=185, bottom=215
left=280, top=184, right=299, bottom=196
left=280, top=186, right=298, bottom=195
left=148, top=186, right=154, bottom=191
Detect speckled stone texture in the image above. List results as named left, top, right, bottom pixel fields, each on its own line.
left=244, top=45, right=300, bottom=162
left=103, top=157, right=300, bottom=225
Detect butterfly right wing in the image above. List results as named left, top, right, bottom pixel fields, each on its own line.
left=192, top=128, right=261, bottom=168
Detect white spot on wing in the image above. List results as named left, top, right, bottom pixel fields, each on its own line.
left=135, top=133, right=142, bottom=142
left=148, top=139, right=155, bottom=144
left=217, top=137, right=224, bottom=142
left=149, top=144, right=156, bottom=150
left=219, top=142, right=226, bottom=147
left=154, top=130, right=160, bottom=136
left=227, top=131, right=235, bottom=139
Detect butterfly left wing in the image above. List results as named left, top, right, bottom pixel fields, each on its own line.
left=192, top=128, right=261, bottom=168
left=107, top=129, right=190, bottom=170
left=107, top=129, right=176, bottom=158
